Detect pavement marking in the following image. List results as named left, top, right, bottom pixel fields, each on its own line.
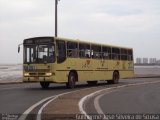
left=94, top=90, right=119, bottom=115
left=18, top=95, right=57, bottom=120
left=36, top=96, right=58, bottom=120
left=79, top=81, right=160, bottom=120
left=19, top=86, right=99, bottom=120
left=78, top=85, right=127, bottom=120
left=94, top=93, right=104, bottom=115
left=36, top=86, right=102, bottom=120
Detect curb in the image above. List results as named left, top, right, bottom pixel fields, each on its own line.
left=0, top=81, right=23, bottom=85
left=133, top=76, right=160, bottom=79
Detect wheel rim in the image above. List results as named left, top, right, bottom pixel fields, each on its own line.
left=70, top=76, right=74, bottom=86
left=69, top=74, right=75, bottom=88
left=114, top=72, right=119, bottom=84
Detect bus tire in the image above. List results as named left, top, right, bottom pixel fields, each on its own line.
left=112, top=71, right=119, bottom=84
left=87, top=81, right=97, bottom=86
left=67, top=72, right=76, bottom=89
left=40, top=82, right=50, bottom=89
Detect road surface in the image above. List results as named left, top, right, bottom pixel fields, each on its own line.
left=0, top=83, right=92, bottom=114
left=0, top=78, right=160, bottom=120
left=84, top=78, right=160, bottom=116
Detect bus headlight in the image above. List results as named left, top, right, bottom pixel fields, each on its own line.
left=24, top=73, right=30, bottom=76
left=46, top=72, right=52, bottom=76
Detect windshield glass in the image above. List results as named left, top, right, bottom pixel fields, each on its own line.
left=24, top=44, right=55, bottom=64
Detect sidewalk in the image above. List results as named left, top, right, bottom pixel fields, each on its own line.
left=0, top=78, right=22, bottom=84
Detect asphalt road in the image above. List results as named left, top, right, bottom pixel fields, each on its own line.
left=84, top=78, right=160, bottom=115
left=99, top=82, right=160, bottom=114
left=0, top=82, right=94, bottom=114
left=0, top=78, right=160, bottom=118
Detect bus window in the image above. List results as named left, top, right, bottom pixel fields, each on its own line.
left=67, top=42, right=78, bottom=58
left=26, top=48, right=30, bottom=63
left=128, top=49, right=133, bottom=61
left=112, top=47, right=120, bottom=60
left=24, top=44, right=55, bottom=64
left=91, top=45, right=101, bottom=59
left=38, top=46, right=48, bottom=62
left=37, top=45, right=55, bottom=63
left=121, top=49, right=128, bottom=60
left=24, top=46, right=36, bottom=63
left=102, top=46, right=111, bottom=59
left=56, top=41, right=66, bottom=63
left=79, top=44, right=91, bottom=58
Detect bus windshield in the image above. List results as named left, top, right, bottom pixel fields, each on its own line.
left=24, top=44, right=55, bottom=64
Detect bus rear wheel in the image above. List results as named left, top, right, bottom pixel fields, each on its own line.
left=107, top=71, right=119, bottom=84
left=40, top=82, right=50, bottom=89
left=87, top=81, right=98, bottom=86
left=66, top=72, right=76, bottom=89
left=112, top=71, right=119, bottom=84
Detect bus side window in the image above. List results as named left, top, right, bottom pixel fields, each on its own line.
left=121, top=49, right=128, bottom=61
left=67, top=42, right=78, bottom=58
left=102, top=46, right=111, bottom=59
left=128, top=49, right=133, bottom=61
left=56, top=40, right=66, bottom=63
left=112, top=47, right=120, bottom=60
left=91, top=45, right=101, bottom=59
left=79, top=43, right=91, bottom=58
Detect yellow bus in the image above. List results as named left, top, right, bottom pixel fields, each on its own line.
left=20, top=37, right=134, bottom=89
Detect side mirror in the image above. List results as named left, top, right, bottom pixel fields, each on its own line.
left=18, top=46, right=20, bottom=53
left=18, top=43, right=23, bottom=53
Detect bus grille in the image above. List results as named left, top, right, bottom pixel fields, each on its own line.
left=29, top=73, right=46, bottom=76
left=29, top=73, right=37, bottom=76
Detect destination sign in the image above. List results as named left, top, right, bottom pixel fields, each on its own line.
left=24, top=37, right=54, bottom=44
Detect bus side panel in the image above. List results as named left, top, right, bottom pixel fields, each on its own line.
left=76, top=58, right=94, bottom=82
left=78, top=71, right=94, bottom=81
left=120, top=71, right=134, bottom=79
left=54, top=61, right=68, bottom=83
left=55, top=71, right=68, bottom=83
left=91, top=59, right=107, bottom=81
left=54, top=58, right=134, bottom=83
left=107, top=60, right=134, bottom=79
left=119, top=60, right=134, bottom=79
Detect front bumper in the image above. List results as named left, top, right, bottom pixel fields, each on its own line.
left=23, top=76, right=55, bottom=83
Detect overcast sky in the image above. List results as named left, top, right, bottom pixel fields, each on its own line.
left=0, top=0, right=160, bottom=64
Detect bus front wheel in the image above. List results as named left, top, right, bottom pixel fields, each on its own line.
left=67, top=72, right=76, bottom=89
left=40, top=82, right=50, bottom=89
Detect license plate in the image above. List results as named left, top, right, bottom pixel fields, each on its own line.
left=34, top=77, right=39, bottom=80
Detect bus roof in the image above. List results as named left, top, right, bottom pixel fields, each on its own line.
left=24, top=36, right=133, bottom=50
left=55, top=37, right=133, bottom=50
